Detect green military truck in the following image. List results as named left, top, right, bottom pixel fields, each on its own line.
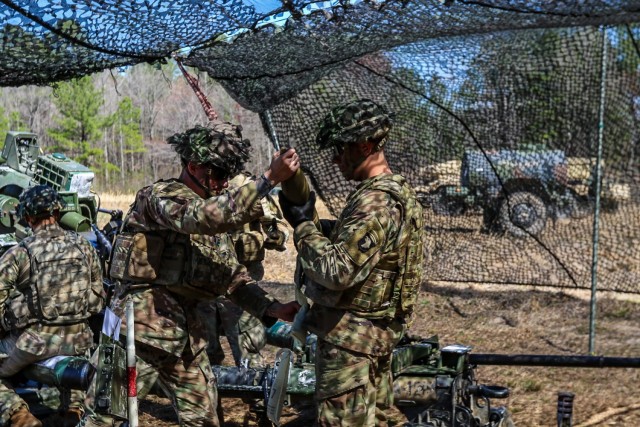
left=420, top=148, right=628, bottom=238
left=0, top=131, right=101, bottom=254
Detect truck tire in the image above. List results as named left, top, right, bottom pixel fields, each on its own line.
left=499, top=191, right=547, bottom=238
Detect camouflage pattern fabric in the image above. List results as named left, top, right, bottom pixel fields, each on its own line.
left=3, top=226, right=100, bottom=330
left=293, top=173, right=424, bottom=426
left=15, top=184, right=65, bottom=219
left=0, top=222, right=104, bottom=424
left=167, top=123, right=251, bottom=176
left=200, top=298, right=266, bottom=368
left=227, top=171, right=289, bottom=264
left=90, top=178, right=281, bottom=426
left=84, top=341, right=220, bottom=427
left=315, top=340, right=393, bottom=427
left=199, top=171, right=289, bottom=368
left=315, top=99, right=395, bottom=151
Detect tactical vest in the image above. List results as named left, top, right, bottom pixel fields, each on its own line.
left=4, top=229, right=92, bottom=329
left=336, top=175, right=424, bottom=321
left=109, top=182, right=240, bottom=298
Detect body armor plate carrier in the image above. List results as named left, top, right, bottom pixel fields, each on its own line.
left=4, top=230, right=92, bottom=329
left=336, top=175, right=424, bottom=321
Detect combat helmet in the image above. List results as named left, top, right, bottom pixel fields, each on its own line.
left=168, top=123, right=251, bottom=177
left=316, top=99, right=395, bottom=151
left=16, top=184, right=64, bottom=220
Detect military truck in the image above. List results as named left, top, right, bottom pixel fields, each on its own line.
left=0, top=131, right=102, bottom=255
left=420, top=148, right=628, bottom=238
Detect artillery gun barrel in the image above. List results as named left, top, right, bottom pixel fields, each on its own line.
left=469, top=353, right=640, bottom=368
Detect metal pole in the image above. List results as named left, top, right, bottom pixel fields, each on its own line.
left=589, top=27, right=608, bottom=354
left=126, top=297, right=139, bottom=427
left=261, top=110, right=281, bottom=152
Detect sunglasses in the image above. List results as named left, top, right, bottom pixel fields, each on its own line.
left=204, top=165, right=231, bottom=181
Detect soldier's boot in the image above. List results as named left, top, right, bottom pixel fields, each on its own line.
left=9, top=408, right=42, bottom=427
left=63, top=407, right=84, bottom=427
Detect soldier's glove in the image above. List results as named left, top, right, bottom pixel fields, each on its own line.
left=279, top=191, right=316, bottom=228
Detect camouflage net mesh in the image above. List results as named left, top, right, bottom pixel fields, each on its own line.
left=1, top=1, right=639, bottom=292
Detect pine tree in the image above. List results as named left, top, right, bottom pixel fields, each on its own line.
left=47, top=76, right=116, bottom=172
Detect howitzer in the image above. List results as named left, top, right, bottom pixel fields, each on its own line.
left=214, top=323, right=640, bottom=427
left=214, top=324, right=513, bottom=426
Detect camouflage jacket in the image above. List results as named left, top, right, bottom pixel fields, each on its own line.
left=0, top=222, right=104, bottom=352
left=227, top=172, right=289, bottom=264
left=295, top=174, right=424, bottom=356
left=115, top=178, right=278, bottom=356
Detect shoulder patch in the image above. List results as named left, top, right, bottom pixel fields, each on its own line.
left=358, top=232, right=377, bottom=253
left=342, top=215, right=386, bottom=266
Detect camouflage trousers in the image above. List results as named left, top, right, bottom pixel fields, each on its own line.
left=84, top=341, right=220, bottom=427
left=0, top=325, right=92, bottom=426
left=199, top=297, right=266, bottom=368
left=315, top=340, right=393, bottom=427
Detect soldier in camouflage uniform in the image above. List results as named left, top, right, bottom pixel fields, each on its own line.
left=279, top=99, right=425, bottom=426
left=199, top=170, right=289, bottom=368
left=0, top=185, right=105, bottom=427
left=86, top=123, right=300, bottom=427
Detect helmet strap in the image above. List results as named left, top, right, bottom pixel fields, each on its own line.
left=185, top=167, right=212, bottom=199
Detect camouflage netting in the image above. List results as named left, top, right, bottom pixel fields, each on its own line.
left=1, top=1, right=640, bottom=292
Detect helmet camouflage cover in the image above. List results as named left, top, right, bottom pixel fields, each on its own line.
left=316, top=98, right=395, bottom=150
left=16, top=184, right=64, bottom=219
left=168, top=123, right=251, bottom=176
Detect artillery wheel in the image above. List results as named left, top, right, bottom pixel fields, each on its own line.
left=499, top=191, right=547, bottom=238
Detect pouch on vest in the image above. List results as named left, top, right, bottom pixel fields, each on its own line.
left=109, top=232, right=180, bottom=283
left=3, top=291, right=31, bottom=330
left=186, top=237, right=234, bottom=293
left=109, top=233, right=134, bottom=281
left=36, top=253, right=89, bottom=321
left=340, top=268, right=396, bottom=314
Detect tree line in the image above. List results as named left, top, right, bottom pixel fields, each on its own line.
left=0, top=62, right=276, bottom=193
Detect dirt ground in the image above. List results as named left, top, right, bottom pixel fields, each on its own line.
left=82, top=193, right=640, bottom=427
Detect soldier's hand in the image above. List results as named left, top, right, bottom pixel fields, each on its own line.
left=279, top=191, right=316, bottom=228
left=266, top=301, right=301, bottom=322
left=264, top=148, right=300, bottom=184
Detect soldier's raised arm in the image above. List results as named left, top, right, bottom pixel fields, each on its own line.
left=125, top=125, right=299, bottom=235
